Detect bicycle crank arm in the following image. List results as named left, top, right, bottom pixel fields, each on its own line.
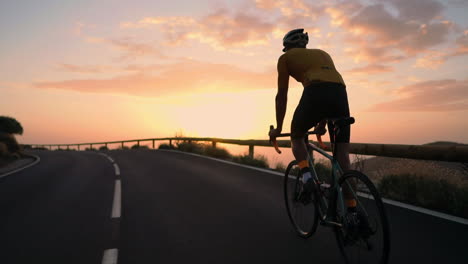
left=320, top=219, right=343, bottom=228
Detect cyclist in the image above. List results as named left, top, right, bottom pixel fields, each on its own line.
left=268, top=28, right=355, bottom=210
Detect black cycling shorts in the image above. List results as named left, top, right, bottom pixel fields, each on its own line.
left=291, top=82, right=350, bottom=143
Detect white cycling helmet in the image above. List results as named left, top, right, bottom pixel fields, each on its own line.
left=282, top=28, right=309, bottom=52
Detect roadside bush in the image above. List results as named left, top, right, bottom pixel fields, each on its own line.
left=158, top=143, right=175, bottom=150
left=203, top=146, right=232, bottom=159
left=275, top=162, right=286, bottom=173
left=378, top=174, right=468, bottom=218
left=0, top=142, right=8, bottom=157
left=0, top=132, right=21, bottom=153
left=232, top=154, right=269, bottom=168
left=176, top=142, right=204, bottom=154
left=99, top=146, right=109, bottom=151
left=314, top=162, right=332, bottom=181
left=131, top=144, right=149, bottom=149
left=85, top=147, right=97, bottom=151
left=0, top=116, right=23, bottom=135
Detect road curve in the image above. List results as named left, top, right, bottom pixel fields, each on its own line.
left=0, top=149, right=467, bottom=264
left=0, top=150, right=116, bottom=264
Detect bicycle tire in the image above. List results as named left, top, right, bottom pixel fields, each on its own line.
left=283, top=160, right=319, bottom=238
left=334, top=170, right=390, bottom=264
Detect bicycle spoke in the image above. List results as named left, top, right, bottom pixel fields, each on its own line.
left=284, top=161, right=319, bottom=238
left=335, top=170, right=390, bottom=264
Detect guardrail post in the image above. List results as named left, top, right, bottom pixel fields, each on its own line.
left=105, top=143, right=108, bottom=149
left=67, top=145, right=69, bottom=150
left=77, top=145, right=80, bottom=151
left=90, top=144, right=93, bottom=150
left=169, top=139, right=172, bottom=147
left=137, top=140, right=140, bottom=147
left=152, top=140, right=155, bottom=149
left=212, top=141, right=217, bottom=148
left=249, top=145, right=254, bottom=158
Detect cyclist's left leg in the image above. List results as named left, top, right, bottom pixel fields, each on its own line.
left=291, top=86, right=322, bottom=188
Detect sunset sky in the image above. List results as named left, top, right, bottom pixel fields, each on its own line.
left=1, top=0, right=467, bottom=146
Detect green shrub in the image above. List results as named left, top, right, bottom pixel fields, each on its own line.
left=33, top=147, right=48, bottom=150
left=0, top=116, right=23, bottom=135
left=0, top=142, right=8, bottom=157
left=176, top=142, right=204, bottom=154
left=275, top=162, right=286, bottom=173
left=314, top=162, right=332, bottom=182
left=203, top=146, right=232, bottom=159
left=378, top=174, right=468, bottom=218
left=232, top=154, right=269, bottom=168
left=158, top=143, right=175, bottom=150
left=0, top=133, right=20, bottom=153
left=99, top=146, right=109, bottom=151
left=119, top=146, right=130, bottom=150
left=131, top=144, right=149, bottom=149
left=85, top=147, right=97, bottom=151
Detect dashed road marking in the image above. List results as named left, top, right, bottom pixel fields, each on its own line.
left=99, top=152, right=121, bottom=264
left=113, top=164, right=120, bottom=176
left=102, top=248, right=118, bottom=264
left=112, top=179, right=121, bottom=219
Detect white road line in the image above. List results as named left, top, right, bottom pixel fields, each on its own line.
left=158, top=149, right=284, bottom=176
left=0, top=155, right=41, bottom=178
left=98, top=153, right=115, bottom=163
left=113, top=164, right=120, bottom=176
left=158, top=149, right=468, bottom=225
left=356, top=191, right=468, bottom=225
left=102, top=248, right=118, bottom=264
left=111, top=180, right=121, bottom=219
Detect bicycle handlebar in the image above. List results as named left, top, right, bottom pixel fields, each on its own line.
left=269, top=125, right=328, bottom=154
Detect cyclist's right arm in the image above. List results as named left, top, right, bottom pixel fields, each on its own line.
left=275, top=54, right=289, bottom=133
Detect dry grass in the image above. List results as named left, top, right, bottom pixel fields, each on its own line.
left=357, top=156, right=468, bottom=187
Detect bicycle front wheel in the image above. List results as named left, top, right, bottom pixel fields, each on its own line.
left=334, top=170, right=390, bottom=264
left=283, top=160, right=319, bottom=238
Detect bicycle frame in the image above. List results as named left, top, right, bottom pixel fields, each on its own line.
left=306, top=141, right=346, bottom=226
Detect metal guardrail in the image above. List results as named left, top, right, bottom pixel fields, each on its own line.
left=30, top=137, right=468, bottom=163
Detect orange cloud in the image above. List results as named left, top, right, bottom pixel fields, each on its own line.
left=347, top=64, right=394, bottom=74
left=34, top=60, right=275, bottom=97
left=121, top=9, right=276, bottom=50
left=368, top=79, right=468, bottom=112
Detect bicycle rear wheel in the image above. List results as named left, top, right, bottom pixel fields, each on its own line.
left=283, top=160, right=319, bottom=238
left=334, top=170, right=390, bottom=264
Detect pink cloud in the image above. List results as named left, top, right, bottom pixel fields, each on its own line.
left=368, top=79, right=468, bottom=112
left=57, top=64, right=113, bottom=74
left=87, top=36, right=165, bottom=60
left=333, top=1, right=455, bottom=64
left=388, top=0, right=444, bottom=23
left=34, top=60, right=275, bottom=97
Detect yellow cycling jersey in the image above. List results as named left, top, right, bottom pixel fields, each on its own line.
left=277, top=48, right=345, bottom=89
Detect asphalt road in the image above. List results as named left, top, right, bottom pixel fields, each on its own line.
left=0, top=149, right=467, bottom=264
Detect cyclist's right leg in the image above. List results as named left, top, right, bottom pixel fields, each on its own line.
left=335, top=143, right=350, bottom=171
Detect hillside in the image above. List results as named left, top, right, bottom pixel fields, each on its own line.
left=354, top=141, right=468, bottom=186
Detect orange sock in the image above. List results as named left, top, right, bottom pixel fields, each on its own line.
left=298, top=160, right=308, bottom=169
left=345, top=199, right=357, bottom=208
